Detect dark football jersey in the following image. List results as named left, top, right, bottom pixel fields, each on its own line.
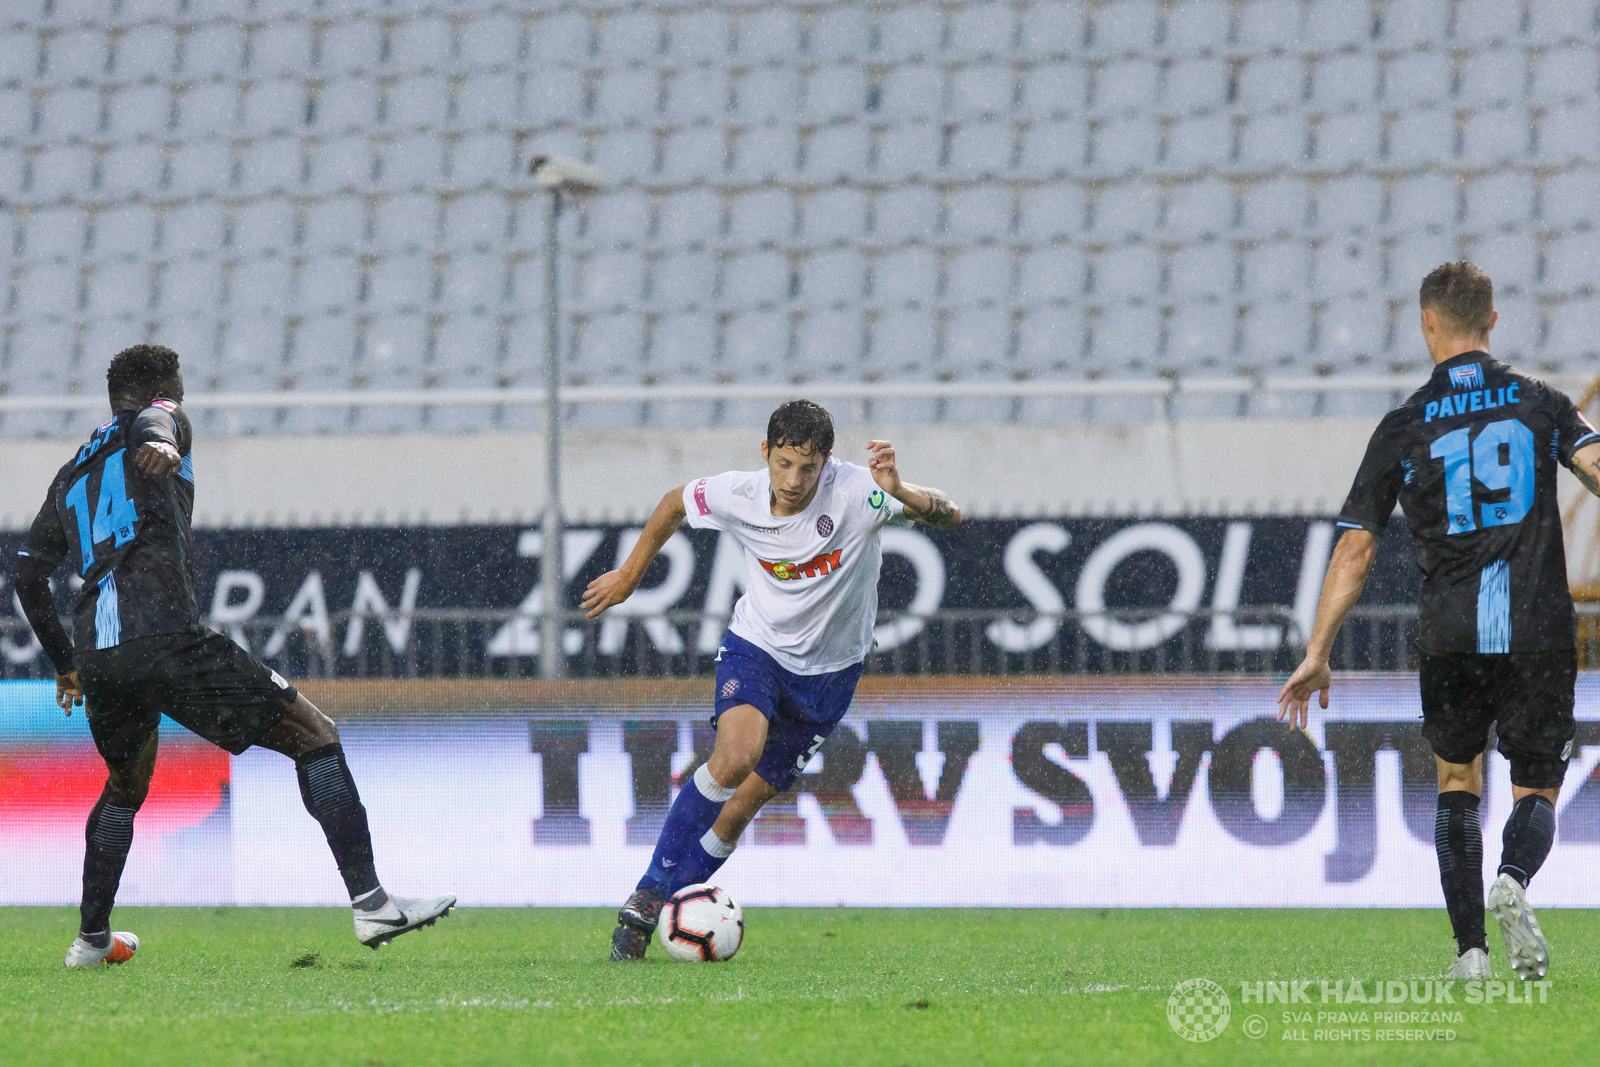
left=1337, top=351, right=1600, bottom=654
left=18, top=401, right=200, bottom=656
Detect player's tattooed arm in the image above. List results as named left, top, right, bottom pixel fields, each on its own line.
left=898, top=484, right=962, bottom=529
left=864, top=440, right=962, bottom=529
left=581, top=485, right=688, bottom=617
left=1572, top=441, right=1600, bottom=499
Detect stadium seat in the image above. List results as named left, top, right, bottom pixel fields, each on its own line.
left=797, top=248, right=864, bottom=307
left=81, top=319, right=148, bottom=367
left=86, top=260, right=150, bottom=316
left=1090, top=1, right=1159, bottom=56
left=1387, top=232, right=1459, bottom=296
left=581, top=249, right=646, bottom=311
left=1314, top=111, right=1383, bottom=170
left=650, top=250, right=716, bottom=310
left=302, top=195, right=365, bottom=253
left=945, top=185, right=1012, bottom=242
left=367, top=254, right=434, bottom=313
left=660, top=126, right=725, bottom=183
left=1162, top=113, right=1232, bottom=172
left=731, top=66, right=798, bottom=124
left=1087, top=115, right=1159, bottom=176
left=297, top=255, right=363, bottom=315
left=1093, top=60, right=1159, bottom=114
left=1090, top=243, right=1161, bottom=301
left=1015, top=303, right=1085, bottom=372
left=1238, top=299, right=1310, bottom=369
left=163, top=202, right=223, bottom=259
left=1461, top=107, right=1531, bottom=168
left=804, top=64, right=867, bottom=125
left=442, top=195, right=508, bottom=252
left=216, top=259, right=284, bottom=316
left=732, top=188, right=793, bottom=247
left=877, top=63, right=942, bottom=121
left=152, top=317, right=219, bottom=372
left=1463, top=170, right=1533, bottom=230
left=1489, top=295, right=1539, bottom=361
left=110, top=23, right=175, bottom=80
left=1014, top=119, right=1087, bottom=178
left=1537, top=104, right=1600, bottom=165
left=520, top=68, right=585, bottom=126
left=38, top=87, right=101, bottom=139
left=92, top=204, right=156, bottom=258
left=650, top=313, right=717, bottom=379
left=1017, top=243, right=1085, bottom=304
left=458, top=12, right=520, bottom=68
left=1542, top=167, right=1600, bottom=229
left=668, top=9, right=730, bottom=61
left=1458, top=49, right=1528, bottom=109
left=1020, top=65, right=1087, bottom=121
left=1388, top=173, right=1459, bottom=234
left=236, top=137, right=301, bottom=197
left=1163, top=180, right=1234, bottom=241
left=1314, top=176, right=1383, bottom=234
left=241, top=81, right=304, bottom=139
left=1166, top=300, right=1234, bottom=370
left=1542, top=231, right=1600, bottom=295
left=944, top=305, right=1010, bottom=369
left=11, top=263, right=78, bottom=321
left=721, top=309, right=787, bottom=375
left=1532, top=46, right=1599, bottom=106
left=1168, top=242, right=1235, bottom=299
left=1313, top=53, right=1379, bottom=110
left=876, top=5, right=942, bottom=63
left=176, top=82, right=238, bottom=137
left=248, top=20, right=311, bottom=78
left=1159, top=59, right=1228, bottom=115
left=29, top=144, right=94, bottom=199
left=872, top=186, right=940, bottom=243
left=43, top=27, right=106, bottom=83
left=945, top=120, right=1013, bottom=180
left=1455, top=0, right=1525, bottom=44
left=379, top=134, right=445, bottom=190
left=720, top=251, right=787, bottom=310
left=388, top=76, right=451, bottom=132
left=949, top=64, right=1015, bottom=121
left=872, top=121, right=941, bottom=180
left=667, top=66, right=730, bottom=126
left=305, top=136, right=373, bottom=194
left=1378, top=0, right=1449, bottom=49
left=1237, top=112, right=1305, bottom=169
left=1236, top=56, right=1303, bottom=113
left=1086, top=302, right=1160, bottom=372
left=107, top=84, right=170, bottom=138
left=946, top=246, right=1010, bottom=305
left=21, top=207, right=86, bottom=262
left=656, top=188, right=721, bottom=247
left=874, top=246, right=938, bottom=307
left=805, top=122, right=870, bottom=181
left=1384, top=51, right=1452, bottom=108
left=869, top=308, right=934, bottom=377
left=1162, top=1, right=1232, bottom=54
left=373, top=195, right=437, bottom=252
left=1089, top=182, right=1160, bottom=239
left=457, top=72, right=516, bottom=128
left=1314, top=238, right=1380, bottom=298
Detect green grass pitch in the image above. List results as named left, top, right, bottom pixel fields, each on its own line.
left=3, top=907, right=1596, bottom=1066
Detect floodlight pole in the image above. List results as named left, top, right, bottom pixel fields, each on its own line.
left=540, top=188, right=565, bottom=680
left=529, top=154, right=602, bottom=681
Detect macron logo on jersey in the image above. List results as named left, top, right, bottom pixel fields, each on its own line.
left=1449, top=363, right=1484, bottom=390
left=760, top=549, right=844, bottom=581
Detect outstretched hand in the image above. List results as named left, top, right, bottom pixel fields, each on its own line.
left=865, top=440, right=902, bottom=496
left=1275, top=656, right=1331, bottom=730
left=581, top=569, right=636, bottom=619
left=135, top=441, right=182, bottom=478
left=56, top=671, right=83, bottom=715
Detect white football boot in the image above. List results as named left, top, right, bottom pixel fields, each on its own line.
left=1447, top=946, right=1492, bottom=980
left=1488, top=873, right=1550, bottom=980
left=64, top=932, right=139, bottom=968
left=354, top=893, right=457, bottom=949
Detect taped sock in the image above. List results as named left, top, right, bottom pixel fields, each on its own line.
left=1499, top=795, right=1557, bottom=888
left=1435, top=790, right=1487, bottom=956
left=295, top=743, right=381, bottom=900
left=80, top=786, right=140, bottom=938
left=638, top=764, right=734, bottom=893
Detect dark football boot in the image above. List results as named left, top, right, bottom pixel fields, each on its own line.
left=609, top=887, right=664, bottom=962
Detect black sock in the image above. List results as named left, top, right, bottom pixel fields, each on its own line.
left=1434, top=791, right=1487, bottom=956
left=295, top=743, right=381, bottom=900
left=1499, top=795, right=1557, bottom=888
left=80, top=786, right=140, bottom=938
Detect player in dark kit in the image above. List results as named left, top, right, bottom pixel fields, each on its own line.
left=15, top=346, right=455, bottom=968
left=1278, top=263, right=1600, bottom=982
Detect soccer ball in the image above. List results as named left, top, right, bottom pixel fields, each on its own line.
left=657, top=884, right=744, bottom=962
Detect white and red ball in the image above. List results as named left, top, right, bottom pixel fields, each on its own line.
left=657, top=884, right=744, bottom=962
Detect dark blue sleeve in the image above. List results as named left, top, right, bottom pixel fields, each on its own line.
left=1336, top=417, right=1403, bottom=535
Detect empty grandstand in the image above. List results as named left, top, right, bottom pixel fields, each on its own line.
left=3, top=0, right=1599, bottom=437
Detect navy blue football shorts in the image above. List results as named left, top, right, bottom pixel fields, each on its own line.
left=710, top=630, right=863, bottom=793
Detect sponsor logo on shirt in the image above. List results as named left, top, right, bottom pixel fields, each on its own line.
left=1448, top=364, right=1485, bottom=390
left=760, top=549, right=844, bottom=581
left=740, top=521, right=782, bottom=533
left=817, top=514, right=833, bottom=537
left=868, top=489, right=885, bottom=510
left=692, top=479, right=710, bottom=516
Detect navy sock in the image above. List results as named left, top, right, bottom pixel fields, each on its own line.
left=638, top=765, right=734, bottom=893
left=80, top=785, right=140, bottom=938
left=295, top=743, right=381, bottom=900
left=1435, top=791, right=1486, bottom=956
left=1499, top=795, right=1557, bottom=888
left=668, top=828, right=739, bottom=894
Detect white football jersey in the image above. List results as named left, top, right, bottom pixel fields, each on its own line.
left=682, top=457, right=907, bottom=674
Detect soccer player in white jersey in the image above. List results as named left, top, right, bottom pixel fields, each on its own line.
left=581, top=400, right=962, bottom=961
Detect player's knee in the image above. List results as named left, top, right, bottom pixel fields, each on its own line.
left=105, top=772, right=151, bottom=808
left=707, top=744, right=761, bottom=787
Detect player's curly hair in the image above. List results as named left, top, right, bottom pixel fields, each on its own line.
left=1420, top=262, right=1495, bottom=338
left=767, top=400, right=834, bottom=456
left=106, top=344, right=181, bottom=404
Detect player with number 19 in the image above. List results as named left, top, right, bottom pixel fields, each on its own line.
left=1278, top=263, right=1600, bottom=982
left=582, top=400, right=962, bottom=961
